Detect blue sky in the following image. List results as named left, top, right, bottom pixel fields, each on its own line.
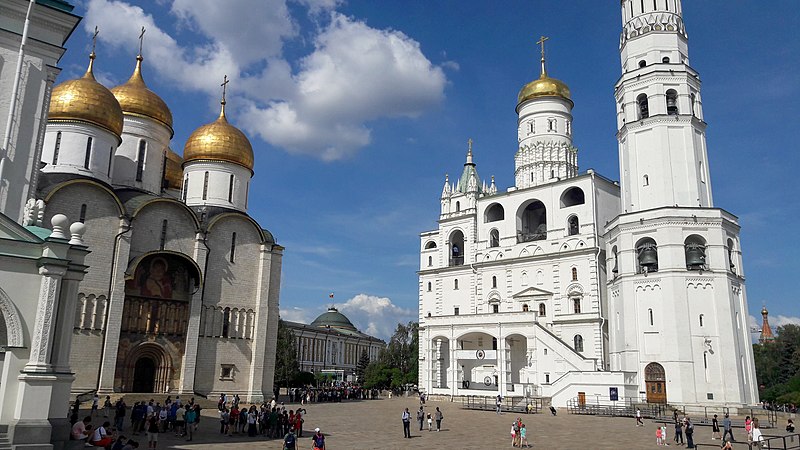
left=57, top=1, right=800, bottom=340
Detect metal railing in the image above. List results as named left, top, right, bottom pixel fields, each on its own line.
left=695, top=433, right=799, bottom=450
left=566, top=396, right=667, bottom=418
left=461, top=395, right=542, bottom=414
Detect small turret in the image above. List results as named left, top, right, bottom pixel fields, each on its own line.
left=760, top=306, right=775, bottom=343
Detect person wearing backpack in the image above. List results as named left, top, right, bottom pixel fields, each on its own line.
left=685, top=417, right=695, bottom=448
left=434, top=407, right=444, bottom=432
left=282, top=427, right=297, bottom=450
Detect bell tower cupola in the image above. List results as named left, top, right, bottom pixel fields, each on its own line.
left=616, top=0, right=712, bottom=213
left=515, top=36, right=577, bottom=189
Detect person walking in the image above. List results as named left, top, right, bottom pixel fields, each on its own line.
left=685, top=417, right=695, bottom=448
left=674, top=417, right=684, bottom=445
left=712, top=414, right=721, bottom=440
left=401, top=408, right=411, bottom=438
left=92, top=394, right=99, bottom=418
left=636, top=408, right=644, bottom=426
left=417, top=406, right=425, bottom=431
left=146, top=415, right=159, bottom=450
left=282, top=427, right=297, bottom=450
left=751, top=418, right=764, bottom=449
left=745, top=416, right=752, bottom=443
left=184, top=406, right=195, bottom=442
left=520, top=423, right=529, bottom=448
left=434, top=407, right=443, bottom=432
left=426, top=412, right=432, bottom=431
left=722, top=413, right=734, bottom=442
left=496, top=394, right=502, bottom=415
left=312, top=427, right=326, bottom=450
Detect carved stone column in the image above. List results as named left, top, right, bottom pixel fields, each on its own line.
left=24, top=264, right=67, bottom=372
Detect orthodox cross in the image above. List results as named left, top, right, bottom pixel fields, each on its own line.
left=221, top=75, right=230, bottom=104
left=138, top=26, right=146, bottom=56
left=537, top=35, right=549, bottom=75
left=468, top=138, right=473, bottom=153
left=91, top=26, right=99, bottom=54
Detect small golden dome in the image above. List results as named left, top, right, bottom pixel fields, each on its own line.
left=183, top=103, right=254, bottom=171
left=111, top=55, right=173, bottom=134
left=164, top=148, right=183, bottom=190
left=48, top=53, right=124, bottom=137
left=517, top=74, right=571, bottom=105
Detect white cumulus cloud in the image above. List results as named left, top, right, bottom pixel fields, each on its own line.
left=82, top=1, right=448, bottom=160
left=335, top=293, right=416, bottom=341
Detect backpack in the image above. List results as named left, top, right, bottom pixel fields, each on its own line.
left=284, top=433, right=296, bottom=446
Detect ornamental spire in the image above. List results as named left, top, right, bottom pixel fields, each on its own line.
left=465, top=138, right=474, bottom=166
left=84, top=26, right=99, bottom=79
left=760, top=305, right=775, bottom=343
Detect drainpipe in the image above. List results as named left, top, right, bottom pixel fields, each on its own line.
left=470, top=262, right=478, bottom=314
left=0, top=0, right=36, bottom=195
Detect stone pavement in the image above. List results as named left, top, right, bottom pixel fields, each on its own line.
left=84, top=397, right=788, bottom=449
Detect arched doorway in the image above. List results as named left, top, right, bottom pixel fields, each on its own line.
left=645, top=362, right=667, bottom=403
left=132, top=357, right=156, bottom=392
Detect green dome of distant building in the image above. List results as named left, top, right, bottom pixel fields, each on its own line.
left=310, top=307, right=357, bottom=332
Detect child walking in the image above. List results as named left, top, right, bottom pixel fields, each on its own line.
left=656, top=426, right=663, bottom=446
left=427, top=413, right=432, bottom=431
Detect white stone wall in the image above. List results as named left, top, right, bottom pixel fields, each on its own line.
left=41, top=122, right=119, bottom=184
left=183, top=161, right=252, bottom=212
left=112, top=115, right=171, bottom=194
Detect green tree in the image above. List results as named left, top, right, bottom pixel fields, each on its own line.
left=754, top=324, right=800, bottom=401
left=274, top=319, right=300, bottom=389
left=380, top=321, right=419, bottom=386
left=356, top=349, right=370, bottom=383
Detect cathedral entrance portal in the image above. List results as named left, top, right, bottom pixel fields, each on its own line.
left=115, top=251, right=201, bottom=392
left=132, top=357, right=156, bottom=392
left=645, top=362, right=667, bottom=404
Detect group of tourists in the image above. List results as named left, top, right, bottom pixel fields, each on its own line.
left=285, top=385, right=380, bottom=403
left=761, top=401, right=798, bottom=414
left=401, top=405, right=445, bottom=438
left=509, top=417, right=530, bottom=448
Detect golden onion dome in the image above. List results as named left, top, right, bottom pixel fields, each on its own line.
left=111, top=55, right=174, bottom=134
left=517, top=74, right=571, bottom=105
left=164, top=148, right=183, bottom=190
left=183, top=102, right=254, bottom=171
left=48, top=52, right=124, bottom=137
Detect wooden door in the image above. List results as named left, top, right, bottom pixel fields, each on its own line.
left=645, top=362, right=667, bottom=404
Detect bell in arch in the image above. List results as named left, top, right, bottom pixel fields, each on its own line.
left=637, top=242, right=658, bottom=272
left=685, top=243, right=706, bottom=270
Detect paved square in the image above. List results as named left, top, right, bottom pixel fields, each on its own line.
left=81, top=396, right=794, bottom=449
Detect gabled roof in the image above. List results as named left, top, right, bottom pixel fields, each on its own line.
left=512, top=286, right=554, bottom=298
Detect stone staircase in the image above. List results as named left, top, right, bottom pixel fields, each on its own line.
left=0, top=425, right=11, bottom=450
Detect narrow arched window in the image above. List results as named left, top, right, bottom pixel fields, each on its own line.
left=79, top=204, right=87, bottom=223
left=690, top=93, right=696, bottom=116
left=637, top=94, right=649, bottom=119
left=159, top=219, right=168, bottom=250
left=84, top=137, right=93, bottom=169
left=428, top=256, right=432, bottom=267
left=573, top=298, right=581, bottom=314
left=643, top=174, right=649, bottom=186
left=53, top=131, right=61, bottom=165
left=649, top=308, right=654, bottom=326
left=222, top=308, right=231, bottom=338
left=202, top=171, right=209, bottom=200
left=574, top=335, right=584, bottom=353
left=568, top=216, right=579, bottom=236
left=539, top=303, right=546, bottom=317
left=228, top=174, right=235, bottom=202
left=230, top=232, right=237, bottom=263
left=727, top=238, right=736, bottom=273
left=699, top=314, right=704, bottom=327
left=571, top=267, right=578, bottom=281
left=455, top=201, right=460, bottom=212
left=522, top=304, right=529, bottom=312
left=427, top=282, right=432, bottom=292
left=182, top=177, right=189, bottom=201
left=489, top=229, right=500, bottom=247
left=454, top=279, right=459, bottom=290
left=492, top=276, right=497, bottom=289
left=666, top=89, right=679, bottom=115
left=107, top=146, right=114, bottom=176
left=136, top=140, right=146, bottom=181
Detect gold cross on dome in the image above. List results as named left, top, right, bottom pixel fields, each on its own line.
left=221, top=75, right=230, bottom=103
left=91, top=26, right=99, bottom=54
left=138, top=26, right=146, bottom=56
left=536, top=35, right=549, bottom=75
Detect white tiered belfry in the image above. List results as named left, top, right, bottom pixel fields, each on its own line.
left=419, top=0, right=758, bottom=407
left=606, top=0, right=757, bottom=405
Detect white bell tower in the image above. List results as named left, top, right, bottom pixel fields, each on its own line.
left=616, top=0, right=711, bottom=213
left=606, top=0, right=758, bottom=406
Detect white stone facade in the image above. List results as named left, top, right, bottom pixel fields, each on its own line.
left=420, top=0, right=758, bottom=407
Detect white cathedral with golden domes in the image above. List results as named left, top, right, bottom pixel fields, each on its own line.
left=419, top=1, right=758, bottom=408
left=36, top=41, right=282, bottom=399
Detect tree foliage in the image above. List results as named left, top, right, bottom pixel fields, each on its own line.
left=362, top=321, right=418, bottom=390
left=754, top=324, right=800, bottom=403
left=356, top=349, right=370, bottom=383
left=274, top=319, right=300, bottom=388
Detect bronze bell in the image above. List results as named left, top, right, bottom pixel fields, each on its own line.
left=612, top=256, right=619, bottom=274
left=637, top=243, right=658, bottom=269
left=685, top=243, right=706, bottom=269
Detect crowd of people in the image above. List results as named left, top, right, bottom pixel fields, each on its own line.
left=761, top=401, right=798, bottom=414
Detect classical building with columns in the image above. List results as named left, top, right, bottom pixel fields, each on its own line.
left=419, top=0, right=757, bottom=407
left=285, top=307, right=384, bottom=382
